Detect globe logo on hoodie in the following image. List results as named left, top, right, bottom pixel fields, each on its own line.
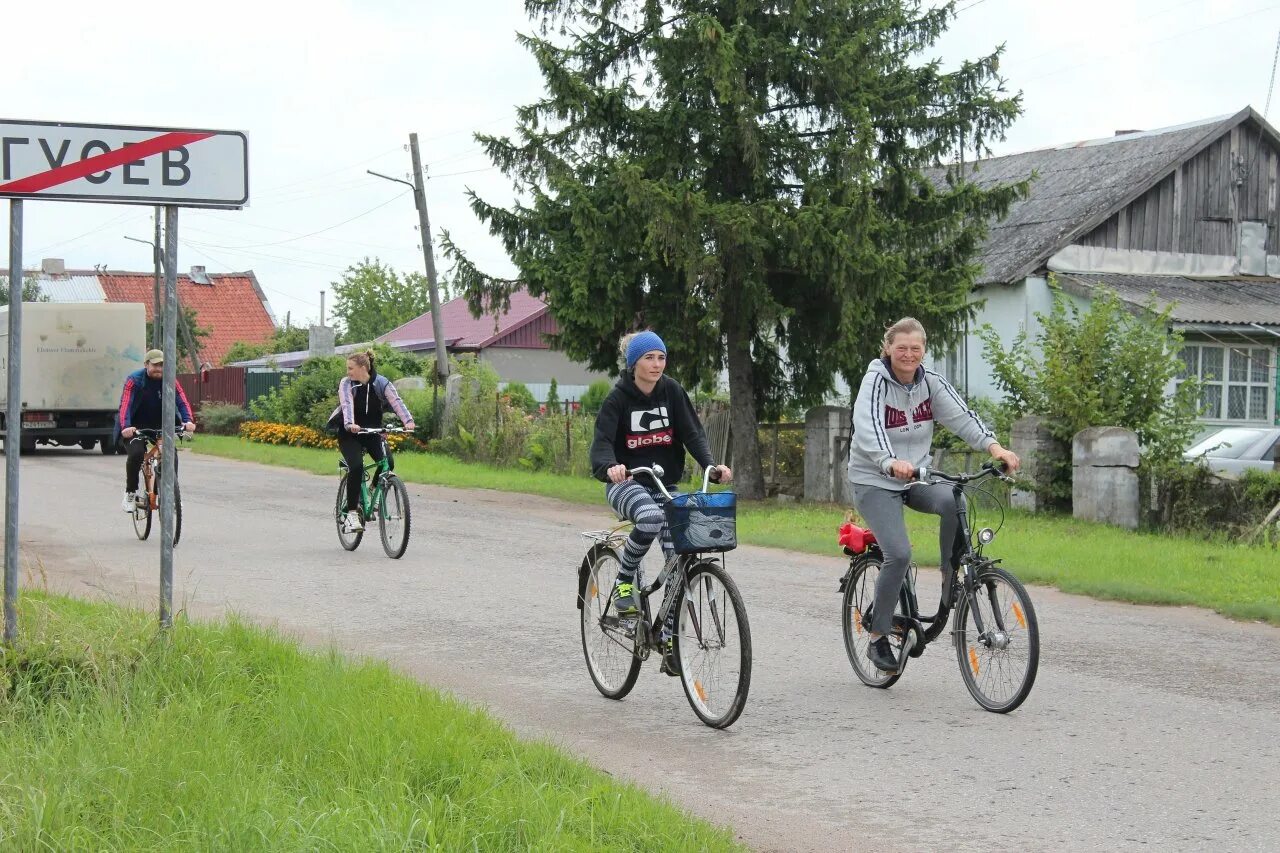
left=627, top=406, right=673, bottom=449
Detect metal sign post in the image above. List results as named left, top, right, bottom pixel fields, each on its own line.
left=0, top=119, right=247, bottom=635
left=4, top=200, right=22, bottom=644
left=159, top=206, right=178, bottom=628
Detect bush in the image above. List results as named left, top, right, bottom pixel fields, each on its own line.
left=502, top=381, right=539, bottom=415
left=580, top=380, right=612, bottom=414
left=933, top=396, right=1015, bottom=452
left=520, top=412, right=594, bottom=476
left=198, top=402, right=249, bottom=436
left=398, top=388, right=442, bottom=441
left=979, top=279, right=1201, bottom=502
left=1153, top=463, right=1280, bottom=540
left=249, top=355, right=346, bottom=427
left=434, top=357, right=531, bottom=467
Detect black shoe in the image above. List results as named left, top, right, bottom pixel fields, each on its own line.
left=659, top=636, right=681, bottom=677
left=866, top=636, right=899, bottom=672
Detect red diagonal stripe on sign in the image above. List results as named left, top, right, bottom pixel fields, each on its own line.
left=0, top=131, right=216, bottom=194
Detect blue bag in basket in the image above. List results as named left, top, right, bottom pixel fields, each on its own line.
left=665, top=491, right=737, bottom=553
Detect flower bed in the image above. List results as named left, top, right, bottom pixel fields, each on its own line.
left=239, top=421, right=421, bottom=452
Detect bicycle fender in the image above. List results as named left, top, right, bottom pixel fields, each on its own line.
left=577, top=544, right=615, bottom=611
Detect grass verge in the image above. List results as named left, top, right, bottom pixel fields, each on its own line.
left=191, top=436, right=1280, bottom=626
left=0, top=592, right=740, bottom=851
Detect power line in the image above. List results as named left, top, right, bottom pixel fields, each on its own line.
left=27, top=209, right=145, bottom=256
left=428, top=166, right=498, bottom=180
left=1265, top=26, right=1280, bottom=118
left=188, top=191, right=411, bottom=250
left=179, top=241, right=328, bottom=308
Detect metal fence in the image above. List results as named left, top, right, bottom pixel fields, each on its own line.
left=175, top=366, right=289, bottom=410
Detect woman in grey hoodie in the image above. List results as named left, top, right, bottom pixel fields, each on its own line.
left=848, top=318, right=1019, bottom=673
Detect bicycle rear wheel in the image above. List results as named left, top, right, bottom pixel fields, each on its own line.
left=335, top=474, right=363, bottom=551
left=378, top=475, right=411, bottom=559
left=953, top=566, right=1039, bottom=713
left=675, top=559, right=751, bottom=729
left=579, top=548, right=641, bottom=700
left=841, top=557, right=904, bottom=688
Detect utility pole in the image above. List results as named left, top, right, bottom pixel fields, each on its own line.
left=320, top=290, right=325, bottom=326
left=368, top=133, right=450, bottom=381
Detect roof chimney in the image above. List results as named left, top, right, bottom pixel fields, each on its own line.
left=1114, top=129, right=1144, bottom=136
left=189, top=265, right=211, bottom=285
left=41, top=258, right=66, bottom=275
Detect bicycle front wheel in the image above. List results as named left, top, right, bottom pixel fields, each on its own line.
left=335, top=474, right=363, bottom=551
left=841, top=557, right=904, bottom=688
left=953, top=566, right=1039, bottom=713
left=579, top=548, right=641, bottom=700
left=676, top=559, right=751, bottom=729
left=378, top=475, right=411, bottom=559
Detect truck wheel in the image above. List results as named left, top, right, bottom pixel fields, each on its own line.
left=80, top=439, right=96, bottom=450
left=99, top=439, right=119, bottom=456
left=19, top=436, right=37, bottom=454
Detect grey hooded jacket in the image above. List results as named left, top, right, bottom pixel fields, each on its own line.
left=847, top=358, right=996, bottom=492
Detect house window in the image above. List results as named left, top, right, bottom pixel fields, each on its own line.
left=1178, top=343, right=1275, bottom=422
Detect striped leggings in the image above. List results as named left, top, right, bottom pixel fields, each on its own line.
left=605, top=480, right=674, bottom=583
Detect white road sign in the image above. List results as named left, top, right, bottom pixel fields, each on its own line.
left=0, top=119, right=248, bottom=208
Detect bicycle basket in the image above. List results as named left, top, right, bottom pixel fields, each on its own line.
left=664, top=491, right=737, bottom=553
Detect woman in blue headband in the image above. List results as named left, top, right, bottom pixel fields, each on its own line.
left=588, top=330, right=731, bottom=676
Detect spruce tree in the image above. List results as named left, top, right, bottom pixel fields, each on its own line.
left=445, top=0, right=1026, bottom=498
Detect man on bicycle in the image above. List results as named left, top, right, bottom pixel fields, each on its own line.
left=114, top=349, right=197, bottom=512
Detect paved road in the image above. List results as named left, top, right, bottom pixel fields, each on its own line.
left=6, top=448, right=1279, bottom=851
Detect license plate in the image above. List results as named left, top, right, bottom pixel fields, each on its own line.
left=23, top=422, right=55, bottom=429
left=76, top=420, right=89, bottom=428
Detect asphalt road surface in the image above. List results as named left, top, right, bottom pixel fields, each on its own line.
left=5, top=448, right=1278, bottom=851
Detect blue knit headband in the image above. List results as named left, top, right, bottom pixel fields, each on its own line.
left=625, top=331, right=666, bottom=369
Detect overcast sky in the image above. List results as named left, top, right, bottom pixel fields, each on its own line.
left=3, top=0, right=1277, bottom=327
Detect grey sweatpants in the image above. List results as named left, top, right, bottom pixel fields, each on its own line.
left=852, top=481, right=962, bottom=635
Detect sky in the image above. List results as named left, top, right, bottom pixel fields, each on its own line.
left=2, top=0, right=1278, bottom=329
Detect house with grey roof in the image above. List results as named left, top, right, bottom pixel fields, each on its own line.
left=944, top=106, right=1280, bottom=428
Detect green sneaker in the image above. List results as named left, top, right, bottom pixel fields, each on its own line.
left=610, top=582, right=638, bottom=617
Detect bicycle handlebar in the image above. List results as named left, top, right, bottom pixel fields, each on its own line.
left=910, top=461, right=1013, bottom=486
left=353, top=427, right=407, bottom=435
left=626, top=464, right=723, bottom=500
left=131, top=426, right=190, bottom=440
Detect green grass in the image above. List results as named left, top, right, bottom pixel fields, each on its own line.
left=190, top=436, right=1280, bottom=626
left=0, top=593, right=740, bottom=851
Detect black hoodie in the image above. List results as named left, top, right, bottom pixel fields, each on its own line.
left=590, top=372, right=715, bottom=487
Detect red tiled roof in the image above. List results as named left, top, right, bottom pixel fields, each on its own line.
left=378, top=288, right=552, bottom=350
left=98, top=272, right=276, bottom=366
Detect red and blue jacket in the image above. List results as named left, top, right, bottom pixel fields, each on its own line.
left=114, top=368, right=194, bottom=443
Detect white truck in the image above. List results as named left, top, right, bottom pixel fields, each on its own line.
left=0, top=302, right=147, bottom=454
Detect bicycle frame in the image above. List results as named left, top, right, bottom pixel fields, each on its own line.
left=842, top=464, right=1011, bottom=655
left=132, top=428, right=186, bottom=508
left=578, top=464, right=726, bottom=656
left=338, top=429, right=400, bottom=517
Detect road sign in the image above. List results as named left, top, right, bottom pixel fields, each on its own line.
left=0, top=119, right=248, bottom=208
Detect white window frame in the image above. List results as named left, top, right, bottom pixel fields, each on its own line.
left=1178, top=343, right=1276, bottom=424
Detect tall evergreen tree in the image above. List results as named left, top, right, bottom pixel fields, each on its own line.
left=444, top=0, right=1027, bottom=498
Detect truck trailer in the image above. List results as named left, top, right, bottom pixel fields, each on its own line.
left=0, top=302, right=147, bottom=454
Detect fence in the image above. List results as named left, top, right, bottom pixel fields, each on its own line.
left=175, top=366, right=289, bottom=410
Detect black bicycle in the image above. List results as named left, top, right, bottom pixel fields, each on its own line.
left=839, top=462, right=1040, bottom=713
left=577, top=465, right=751, bottom=729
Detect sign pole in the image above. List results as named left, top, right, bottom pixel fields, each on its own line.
left=4, top=200, right=22, bottom=645
left=159, top=205, right=178, bottom=629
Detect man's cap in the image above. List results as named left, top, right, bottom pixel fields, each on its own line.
left=144, top=349, right=165, bottom=364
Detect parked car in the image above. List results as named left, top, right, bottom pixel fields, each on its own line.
left=1184, top=426, right=1280, bottom=476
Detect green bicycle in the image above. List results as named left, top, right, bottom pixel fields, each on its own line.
left=335, top=427, right=411, bottom=559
